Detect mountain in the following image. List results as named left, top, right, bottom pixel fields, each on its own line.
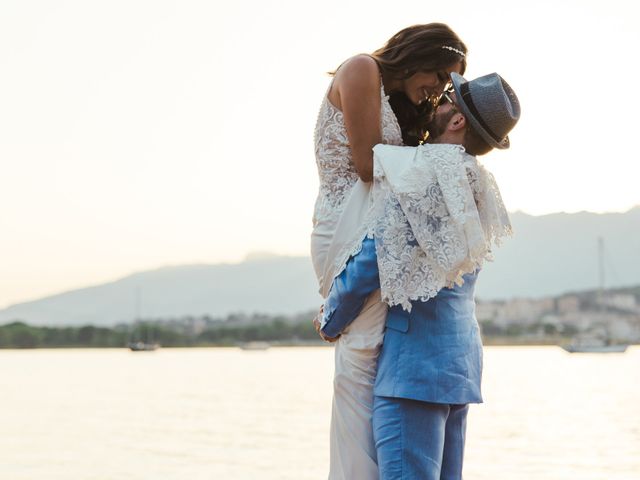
left=0, top=257, right=321, bottom=327
left=480, top=207, right=640, bottom=299
left=1, top=208, right=638, bottom=327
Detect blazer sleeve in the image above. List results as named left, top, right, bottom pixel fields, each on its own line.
left=320, top=237, right=380, bottom=338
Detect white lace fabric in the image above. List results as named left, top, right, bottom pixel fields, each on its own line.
left=331, top=143, right=512, bottom=311
left=312, top=83, right=403, bottom=227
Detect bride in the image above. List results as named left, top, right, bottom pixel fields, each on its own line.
left=311, top=23, right=467, bottom=479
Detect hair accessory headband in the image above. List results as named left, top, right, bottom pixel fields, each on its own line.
left=441, top=45, right=466, bottom=57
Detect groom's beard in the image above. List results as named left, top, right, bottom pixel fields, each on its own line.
left=425, top=109, right=457, bottom=143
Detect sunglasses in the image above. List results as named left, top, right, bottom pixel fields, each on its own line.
left=437, top=89, right=456, bottom=108
left=428, top=82, right=454, bottom=109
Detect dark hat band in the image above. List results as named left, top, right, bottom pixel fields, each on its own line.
left=459, top=82, right=503, bottom=144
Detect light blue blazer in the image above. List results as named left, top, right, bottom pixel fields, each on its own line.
left=322, top=237, right=483, bottom=405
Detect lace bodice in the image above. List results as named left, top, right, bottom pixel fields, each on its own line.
left=312, top=81, right=403, bottom=227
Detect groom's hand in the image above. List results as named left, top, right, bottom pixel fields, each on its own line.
left=313, top=306, right=340, bottom=343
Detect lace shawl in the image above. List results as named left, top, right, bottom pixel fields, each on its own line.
left=327, top=143, right=512, bottom=310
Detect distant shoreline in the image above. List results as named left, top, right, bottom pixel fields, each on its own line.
left=1, top=318, right=636, bottom=349
left=1, top=339, right=635, bottom=350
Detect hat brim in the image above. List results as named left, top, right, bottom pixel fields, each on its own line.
left=450, top=72, right=510, bottom=150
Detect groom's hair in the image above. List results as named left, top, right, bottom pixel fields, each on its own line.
left=430, top=109, right=491, bottom=156
left=463, top=125, right=492, bottom=156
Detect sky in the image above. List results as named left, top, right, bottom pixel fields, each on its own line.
left=1, top=0, right=639, bottom=308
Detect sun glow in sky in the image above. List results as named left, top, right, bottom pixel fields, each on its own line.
left=1, top=0, right=639, bottom=307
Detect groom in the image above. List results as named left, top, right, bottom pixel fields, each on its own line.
left=316, top=72, right=520, bottom=479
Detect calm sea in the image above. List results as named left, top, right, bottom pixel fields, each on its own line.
left=2, top=346, right=639, bottom=480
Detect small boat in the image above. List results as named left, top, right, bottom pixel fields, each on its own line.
left=127, top=288, right=160, bottom=351
left=562, top=334, right=628, bottom=354
left=562, top=238, right=629, bottom=354
left=239, top=341, right=271, bottom=351
left=562, top=344, right=628, bottom=353
left=127, top=341, right=161, bottom=352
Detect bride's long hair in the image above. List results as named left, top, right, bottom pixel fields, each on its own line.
left=373, top=23, right=468, bottom=145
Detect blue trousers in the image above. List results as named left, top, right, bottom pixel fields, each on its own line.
left=372, top=396, right=469, bottom=480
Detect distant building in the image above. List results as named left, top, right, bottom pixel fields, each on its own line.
left=475, top=301, right=503, bottom=323
left=557, top=295, right=580, bottom=314
left=600, top=293, right=637, bottom=312
left=497, top=297, right=555, bottom=325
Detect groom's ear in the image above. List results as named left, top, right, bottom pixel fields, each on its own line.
left=449, top=113, right=466, bottom=132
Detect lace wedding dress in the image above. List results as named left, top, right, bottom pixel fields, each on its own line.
left=311, top=78, right=402, bottom=480
left=311, top=81, right=403, bottom=291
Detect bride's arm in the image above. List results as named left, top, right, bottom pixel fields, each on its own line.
left=332, top=55, right=383, bottom=182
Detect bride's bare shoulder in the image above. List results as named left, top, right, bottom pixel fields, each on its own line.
left=329, top=55, right=381, bottom=109
left=335, top=54, right=380, bottom=82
